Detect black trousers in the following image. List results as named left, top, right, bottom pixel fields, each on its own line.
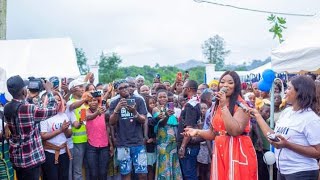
left=15, top=164, right=40, bottom=180
left=256, top=150, right=277, bottom=180
left=42, top=151, right=69, bottom=180
left=277, top=170, right=319, bottom=180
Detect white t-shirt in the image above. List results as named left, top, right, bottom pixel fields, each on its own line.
left=65, top=101, right=78, bottom=149
left=0, top=118, right=5, bottom=133
left=0, top=118, right=7, bottom=144
left=274, top=107, right=320, bottom=174
left=174, top=107, right=181, bottom=119
left=40, top=113, right=71, bottom=154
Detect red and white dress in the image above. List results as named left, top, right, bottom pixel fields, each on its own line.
left=211, top=97, right=257, bottom=180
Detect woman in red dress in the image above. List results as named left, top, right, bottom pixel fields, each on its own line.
left=182, top=71, right=257, bottom=180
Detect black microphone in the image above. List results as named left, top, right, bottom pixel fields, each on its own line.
left=235, top=101, right=255, bottom=116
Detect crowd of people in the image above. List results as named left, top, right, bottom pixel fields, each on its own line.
left=0, top=70, right=319, bottom=180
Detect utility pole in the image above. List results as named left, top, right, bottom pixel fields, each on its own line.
left=208, top=46, right=213, bottom=64
left=0, top=0, right=7, bottom=40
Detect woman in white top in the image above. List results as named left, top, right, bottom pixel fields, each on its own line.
left=249, top=75, right=320, bottom=180
left=40, top=92, right=72, bottom=180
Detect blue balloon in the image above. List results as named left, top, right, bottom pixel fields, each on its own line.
left=258, top=79, right=272, bottom=92
left=0, top=93, right=7, bottom=105
left=262, top=69, right=276, bottom=83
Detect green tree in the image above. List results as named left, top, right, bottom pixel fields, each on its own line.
left=202, top=35, right=230, bottom=70
left=75, top=48, right=89, bottom=75
left=98, top=52, right=123, bottom=83
left=187, top=66, right=205, bottom=84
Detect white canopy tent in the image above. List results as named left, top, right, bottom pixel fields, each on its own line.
left=0, top=37, right=80, bottom=78
left=0, top=38, right=80, bottom=101
left=271, top=15, right=320, bottom=74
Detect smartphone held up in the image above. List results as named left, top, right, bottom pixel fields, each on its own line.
left=166, top=102, right=174, bottom=111
left=267, top=132, right=280, bottom=142
left=126, top=99, right=135, bottom=106
left=80, top=108, right=86, bottom=125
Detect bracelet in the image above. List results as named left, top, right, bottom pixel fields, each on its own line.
left=114, top=110, right=120, bottom=114
left=196, top=129, right=201, bottom=136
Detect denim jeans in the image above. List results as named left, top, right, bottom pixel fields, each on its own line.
left=277, top=170, right=319, bottom=180
left=72, top=143, right=87, bottom=180
left=179, top=146, right=200, bottom=180
left=117, top=145, right=148, bottom=175
left=68, top=148, right=73, bottom=180
left=86, top=143, right=109, bottom=180
left=42, top=151, right=69, bottom=180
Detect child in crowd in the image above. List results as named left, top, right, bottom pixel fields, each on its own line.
left=40, top=92, right=72, bottom=180
left=85, top=92, right=112, bottom=180
left=143, top=95, right=157, bottom=180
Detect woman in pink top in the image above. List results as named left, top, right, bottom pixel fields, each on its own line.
left=85, top=92, right=113, bottom=180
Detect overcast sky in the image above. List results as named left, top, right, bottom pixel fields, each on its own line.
left=7, top=0, right=319, bottom=67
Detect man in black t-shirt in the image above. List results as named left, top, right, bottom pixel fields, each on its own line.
left=177, top=80, right=201, bottom=180
left=109, top=80, right=148, bottom=180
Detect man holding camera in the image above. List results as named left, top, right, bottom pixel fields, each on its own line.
left=4, top=75, right=57, bottom=180
left=109, top=79, right=148, bottom=180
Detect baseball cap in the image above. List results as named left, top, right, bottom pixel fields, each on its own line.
left=7, top=75, right=28, bottom=97
left=68, top=79, right=85, bottom=90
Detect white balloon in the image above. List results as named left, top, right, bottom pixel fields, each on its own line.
left=4, top=92, right=12, bottom=102
left=263, top=151, right=276, bottom=165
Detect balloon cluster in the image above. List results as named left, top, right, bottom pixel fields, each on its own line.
left=258, top=69, right=276, bottom=92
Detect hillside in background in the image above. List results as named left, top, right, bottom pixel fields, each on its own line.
left=246, top=57, right=271, bottom=70
left=175, top=59, right=205, bottom=70
left=175, top=57, right=271, bottom=71
left=94, top=54, right=272, bottom=84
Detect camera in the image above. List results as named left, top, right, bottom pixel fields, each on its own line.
left=166, top=102, right=174, bottom=111
left=52, top=80, right=59, bottom=88
left=61, top=77, right=67, bottom=85
left=126, top=99, right=135, bottom=106
left=49, top=76, right=60, bottom=88
left=91, top=91, right=102, bottom=98
left=176, top=72, right=182, bottom=81
left=155, top=73, right=161, bottom=79
left=101, top=100, right=107, bottom=107
left=27, top=77, right=45, bottom=92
